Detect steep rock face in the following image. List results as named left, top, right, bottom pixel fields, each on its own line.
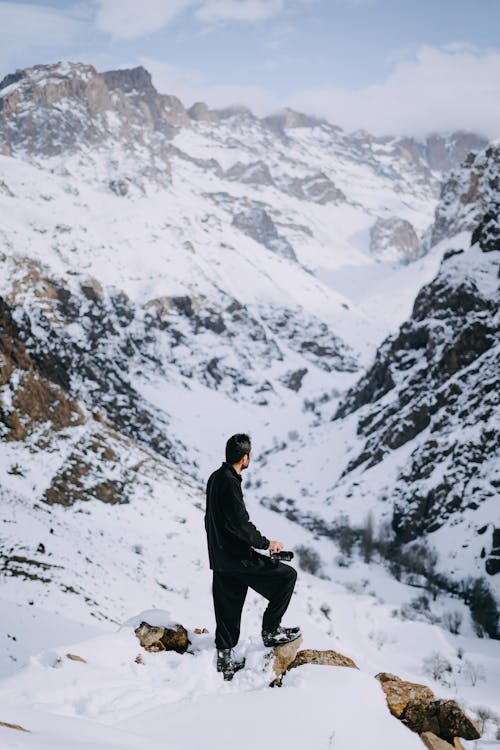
left=0, top=61, right=181, bottom=189
left=334, top=244, right=498, bottom=543
left=331, top=144, right=499, bottom=590
left=431, top=144, right=500, bottom=247
left=0, top=294, right=84, bottom=441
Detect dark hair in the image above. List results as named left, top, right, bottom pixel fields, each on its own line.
left=226, top=433, right=251, bottom=464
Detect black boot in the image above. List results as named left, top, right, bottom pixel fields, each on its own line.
left=216, top=648, right=246, bottom=681
left=262, top=624, right=301, bottom=647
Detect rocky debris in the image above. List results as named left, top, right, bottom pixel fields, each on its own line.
left=232, top=207, right=297, bottom=261
left=420, top=732, right=456, bottom=750
left=0, top=720, right=30, bottom=732
left=369, top=216, right=420, bottom=263
left=271, top=635, right=303, bottom=686
left=134, top=621, right=190, bottom=654
left=42, top=427, right=132, bottom=506
left=288, top=648, right=358, bottom=670
left=375, top=672, right=434, bottom=717
left=66, top=653, right=86, bottom=662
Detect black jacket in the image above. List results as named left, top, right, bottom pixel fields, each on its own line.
left=205, top=462, right=269, bottom=571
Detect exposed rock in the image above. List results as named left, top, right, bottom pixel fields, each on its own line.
left=280, top=368, right=308, bottom=392
left=369, top=216, right=420, bottom=263
left=420, top=732, right=454, bottom=750
left=401, top=699, right=481, bottom=743
left=134, top=620, right=190, bottom=654
left=66, top=653, right=86, bottom=663
left=288, top=648, right=358, bottom=670
left=0, top=720, right=30, bottom=732
left=431, top=143, right=500, bottom=247
left=285, top=172, right=346, bottom=205
left=0, top=295, right=84, bottom=441
left=333, top=244, right=499, bottom=572
left=486, top=528, right=500, bottom=576
left=232, top=207, right=297, bottom=261
left=271, top=635, right=303, bottom=685
left=263, top=108, right=324, bottom=132
left=226, top=161, right=274, bottom=187
left=471, top=204, right=500, bottom=252
left=376, top=674, right=434, bottom=718
left=375, top=671, right=402, bottom=683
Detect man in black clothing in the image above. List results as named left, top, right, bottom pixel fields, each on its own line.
left=205, top=433, right=300, bottom=680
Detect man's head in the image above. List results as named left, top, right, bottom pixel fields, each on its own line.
left=226, top=433, right=251, bottom=471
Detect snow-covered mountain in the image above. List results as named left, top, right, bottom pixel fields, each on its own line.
left=0, top=60, right=498, bottom=750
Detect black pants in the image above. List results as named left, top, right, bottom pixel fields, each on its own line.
left=212, top=553, right=297, bottom=649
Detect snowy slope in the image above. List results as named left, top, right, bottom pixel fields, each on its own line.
left=1, top=60, right=499, bottom=750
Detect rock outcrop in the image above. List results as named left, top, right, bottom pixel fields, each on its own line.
left=134, top=621, right=190, bottom=654
left=375, top=672, right=480, bottom=746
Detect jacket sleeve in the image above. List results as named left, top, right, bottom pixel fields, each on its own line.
left=223, top=478, right=269, bottom=550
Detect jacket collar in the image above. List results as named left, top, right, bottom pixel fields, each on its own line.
left=222, top=461, right=242, bottom=482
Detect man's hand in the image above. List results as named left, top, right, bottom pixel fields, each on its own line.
left=268, top=540, right=283, bottom=554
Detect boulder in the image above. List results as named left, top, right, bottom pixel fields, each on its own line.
left=288, top=648, right=358, bottom=670
left=436, top=700, right=481, bottom=742
left=134, top=621, right=189, bottom=654
left=401, top=699, right=480, bottom=743
left=375, top=673, right=434, bottom=718
left=271, top=635, right=303, bottom=685
left=420, top=732, right=454, bottom=749
left=0, top=721, right=30, bottom=732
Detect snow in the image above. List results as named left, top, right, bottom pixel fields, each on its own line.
left=1, top=64, right=499, bottom=749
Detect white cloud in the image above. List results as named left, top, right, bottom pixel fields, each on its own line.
left=143, top=56, right=274, bottom=113
left=94, top=0, right=288, bottom=37
left=0, top=2, right=87, bottom=56
left=95, top=0, right=197, bottom=38
left=144, top=46, right=500, bottom=139
left=288, top=46, right=500, bottom=138
left=195, top=0, right=285, bottom=23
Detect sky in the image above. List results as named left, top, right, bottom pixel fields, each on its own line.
left=0, top=0, right=500, bottom=137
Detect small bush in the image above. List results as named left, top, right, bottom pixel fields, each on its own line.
left=295, top=544, right=322, bottom=575
left=360, top=511, right=375, bottom=563
left=465, top=577, right=500, bottom=639
left=422, top=650, right=453, bottom=684
left=442, top=609, right=463, bottom=635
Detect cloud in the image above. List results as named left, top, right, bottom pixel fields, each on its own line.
left=144, top=46, right=500, bottom=139
left=288, top=46, right=500, bottom=138
left=0, top=2, right=88, bottom=58
left=94, top=0, right=288, bottom=38
left=195, top=0, right=285, bottom=23
left=95, top=0, right=197, bottom=38
left=143, top=56, right=274, bottom=112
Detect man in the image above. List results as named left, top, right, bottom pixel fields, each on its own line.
left=205, top=433, right=300, bottom=680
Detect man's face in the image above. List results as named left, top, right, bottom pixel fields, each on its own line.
left=241, top=450, right=251, bottom=470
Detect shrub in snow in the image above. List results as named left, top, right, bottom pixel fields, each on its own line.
left=441, top=609, right=463, bottom=635
left=463, top=576, right=500, bottom=639
left=295, top=544, right=322, bottom=575
left=422, top=651, right=453, bottom=685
